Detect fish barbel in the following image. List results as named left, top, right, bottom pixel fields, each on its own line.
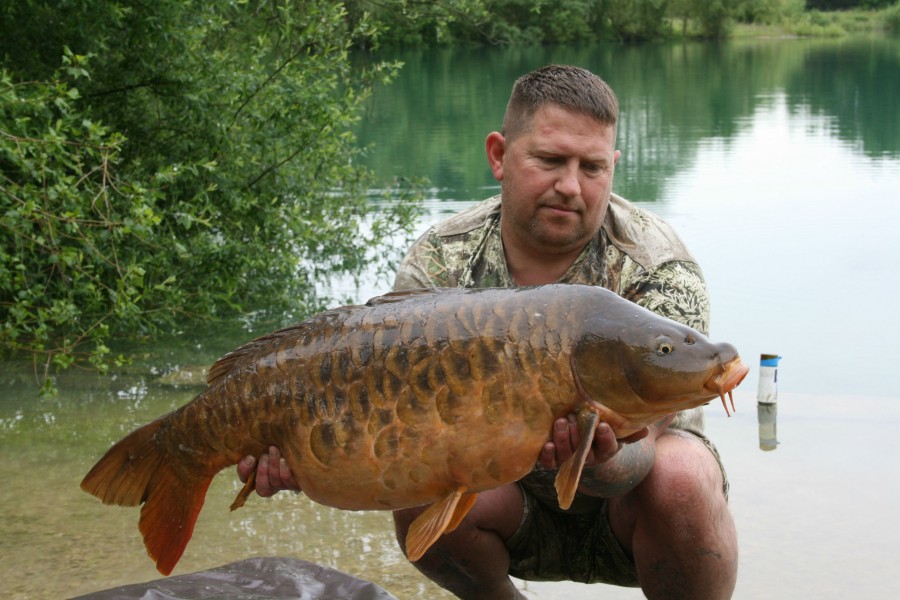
left=81, top=285, right=748, bottom=575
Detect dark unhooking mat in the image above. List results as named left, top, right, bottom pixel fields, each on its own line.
left=70, top=557, right=399, bottom=600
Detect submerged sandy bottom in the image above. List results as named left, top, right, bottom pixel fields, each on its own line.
left=3, top=391, right=897, bottom=600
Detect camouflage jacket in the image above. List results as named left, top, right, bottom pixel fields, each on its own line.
left=392, top=193, right=711, bottom=437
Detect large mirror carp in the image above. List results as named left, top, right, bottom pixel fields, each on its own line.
left=81, top=284, right=748, bottom=575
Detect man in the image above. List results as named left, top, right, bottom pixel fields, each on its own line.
left=239, top=65, right=737, bottom=599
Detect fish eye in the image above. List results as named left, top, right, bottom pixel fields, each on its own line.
left=657, top=342, right=675, bottom=356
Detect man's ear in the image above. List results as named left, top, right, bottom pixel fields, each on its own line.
left=485, top=131, right=506, bottom=181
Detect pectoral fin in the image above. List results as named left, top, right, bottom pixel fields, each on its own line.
left=230, top=469, right=256, bottom=511
left=445, top=491, right=478, bottom=533
left=406, top=487, right=473, bottom=561
left=554, top=409, right=599, bottom=510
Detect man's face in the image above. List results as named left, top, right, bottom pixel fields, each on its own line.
left=488, top=104, right=621, bottom=258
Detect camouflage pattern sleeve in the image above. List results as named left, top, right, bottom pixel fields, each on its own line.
left=392, top=231, right=452, bottom=291
left=621, top=260, right=710, bottom=336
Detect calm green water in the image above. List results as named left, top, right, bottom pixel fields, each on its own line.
left=2, top=37, right=899, bottom=600
left=354, top=36, right=900, bottom=399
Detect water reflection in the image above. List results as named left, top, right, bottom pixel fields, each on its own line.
left=357, top=37, right=900, bottom=398
left=356, top=37, right=900, bottom=204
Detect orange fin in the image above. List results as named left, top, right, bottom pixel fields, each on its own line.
left=405, top=488, right=468, bottom=562
left=80, top=418, right=213, bottom=575
left=554, top=409, right=599, bottom=510
left=230, top=469, right=256, bottom=511
left=445, top=492, right=478, bottom=533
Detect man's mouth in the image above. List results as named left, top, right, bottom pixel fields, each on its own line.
left=540, top=203, right=580, bottom=216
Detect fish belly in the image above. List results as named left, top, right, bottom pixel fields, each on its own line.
left=289, top=414, right=553, bottom=510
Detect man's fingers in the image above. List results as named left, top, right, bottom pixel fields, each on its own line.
left=255, top=451, right=274, bottom=497
left=264, top=446, right=302, bottom=493
left=552, top=417, right=575, bottom=463
left=236, top=447, right=302, bottom=497
left=592, top=422, right=621, bottom=463
left=265, top=446, right=285, bottom=490
left=277, top=455, right=299, bottom=489
left=539, top=441, right=557, bottom=470
left=237, top=455, right=256, bottom=483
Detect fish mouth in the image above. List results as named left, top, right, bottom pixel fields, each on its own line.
left=704, top=357, right=750, bottom=416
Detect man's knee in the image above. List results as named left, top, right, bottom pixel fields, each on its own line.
left=612, top=432, right=732, bottom=551
left=617, top=434, right=738, bottom=599
left=643, top=433, right=726, bottom=510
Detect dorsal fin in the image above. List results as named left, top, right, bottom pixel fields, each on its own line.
left=205, top=302, right=363, bottom=386
left=364, top=287, right=441, bottom=307
left=205, top=324, right=306, bottom=386
left=207, top=289, right=443, bottom=386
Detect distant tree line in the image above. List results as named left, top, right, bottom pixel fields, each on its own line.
left=806, top=0, right=894, bottom=9
left=343, top=0, right=899, bottom=43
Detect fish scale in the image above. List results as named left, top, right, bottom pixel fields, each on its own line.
left=81, top=284, right=748, bottom=575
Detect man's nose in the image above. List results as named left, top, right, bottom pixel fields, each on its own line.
left=554, top=162, right=581, bottom=197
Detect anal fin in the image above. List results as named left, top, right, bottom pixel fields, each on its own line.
left=554, top=408, right=599, bottom=510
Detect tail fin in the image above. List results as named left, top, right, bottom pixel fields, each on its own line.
left=80, top=418, right=213, bottom=575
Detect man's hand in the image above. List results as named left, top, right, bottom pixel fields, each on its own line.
left=539, top=415, right=612, bottom=470
left=538, top=413, right=674, bottom=471
left=535, top=413, right=676, bottom=499
left=237, top=446, right=301, bottom=497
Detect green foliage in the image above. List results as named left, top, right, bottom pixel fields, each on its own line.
left=774, top=5, right=886, bottom=35
left=883, top=1, right=900, bottom=32
left=340, top=0, right=893, bottom=45
left=1, top=1, right=423, bottom=382
left=734, top=0, right=806, bottom=24
left=805, top=0, right=892, bottom=8
left=489, top=0, right=597, bottom=44
left=1, top=62, right=154, bottom=382
left=340, top=0, right=879, bottom=44
left=599, top=0, right=672, bottom=41
left=343, top=0, right=491, bottom=45
left=667, top=0, right=739, bottom=38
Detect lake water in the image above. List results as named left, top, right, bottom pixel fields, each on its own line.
left=2, top=36, right=899, bottom=599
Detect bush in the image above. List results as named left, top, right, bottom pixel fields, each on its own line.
left=1, top=60, right=160, bottom=378
left=0, top=1, right=422, bottom=386
left=885, top=1, right=900, bottom=33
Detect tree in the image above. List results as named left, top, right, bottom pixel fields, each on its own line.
left=0, top=1, right=422, bottom=386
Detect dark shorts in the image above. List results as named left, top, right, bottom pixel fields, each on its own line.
left=504, top=429, right=728, bottom=586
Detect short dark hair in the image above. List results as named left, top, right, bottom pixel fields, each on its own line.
left=502, top=64, right=618, bottom=141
